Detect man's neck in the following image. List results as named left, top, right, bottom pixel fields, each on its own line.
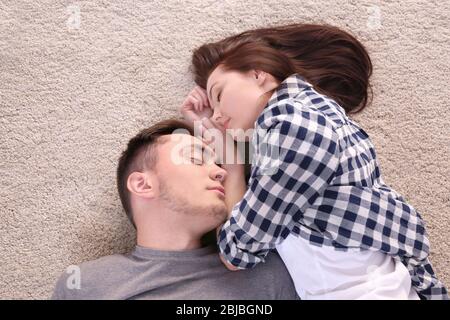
left=136, top=224, right=203, bottom=251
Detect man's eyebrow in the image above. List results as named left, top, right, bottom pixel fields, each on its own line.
left=179, top=143, right=209, bottom=156
left=202, top=144, right=216, bottom=158
left=180, top=143, right=216, bottom=160
left=179, top=144, right=199, bottom=156
left=208, top=82, right=218, bottom=101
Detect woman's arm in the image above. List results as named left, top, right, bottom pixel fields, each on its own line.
left=217, top=160, right=246, bottom=271
left=222, top=163, right=246, bottom=215
left=198, top=117, right=247, bottom=215
left=178, top=87, right=248, bottom=271
left=213, top=137, right=247, bottom=271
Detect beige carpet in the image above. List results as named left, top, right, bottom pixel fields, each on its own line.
left=1, top=0, right=449, bottom=299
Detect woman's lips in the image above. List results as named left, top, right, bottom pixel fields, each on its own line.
left=223, top=119, right=231, bottom=130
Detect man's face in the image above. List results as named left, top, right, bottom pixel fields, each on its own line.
left=154, top=134, right=228, bottom=234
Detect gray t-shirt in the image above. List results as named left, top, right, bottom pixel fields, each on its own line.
left=51, top=244, right=298, bottom=300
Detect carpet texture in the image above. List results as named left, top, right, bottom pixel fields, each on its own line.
left=0, top=0, right=449, bottom=299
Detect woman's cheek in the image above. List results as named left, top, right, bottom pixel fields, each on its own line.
left=233, top=93, right=247, bottom=113
left=224, top=97, right=236, bottom=118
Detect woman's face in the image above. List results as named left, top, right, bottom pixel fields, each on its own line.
left=206, top=65, right=277, bottom=139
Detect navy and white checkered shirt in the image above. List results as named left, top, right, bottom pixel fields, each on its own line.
left=218, top=73, right=448, bottom=300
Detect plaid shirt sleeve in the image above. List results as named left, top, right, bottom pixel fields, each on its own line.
left=218, top=106, right=340, bottom=269
left=356, top=181, right=448, bottom=299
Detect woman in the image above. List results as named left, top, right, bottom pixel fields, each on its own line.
left=179, top=23, right=447, bottom=300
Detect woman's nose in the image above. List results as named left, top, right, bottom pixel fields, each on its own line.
left=212, top=107, right=222, bottom=123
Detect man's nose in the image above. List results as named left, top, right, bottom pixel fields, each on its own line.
left=211, top=166, right=227, bottom=182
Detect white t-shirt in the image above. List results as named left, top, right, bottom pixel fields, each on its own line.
left=276, top=233, right=420, bottom=300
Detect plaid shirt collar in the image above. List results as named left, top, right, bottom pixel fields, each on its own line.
left=265, top=73, right=314, bottom=108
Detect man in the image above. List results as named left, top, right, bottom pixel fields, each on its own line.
left=52, top=119, right=298, bottom=299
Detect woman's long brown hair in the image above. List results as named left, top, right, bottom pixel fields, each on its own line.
left=190, top=23, right=373, bottom=114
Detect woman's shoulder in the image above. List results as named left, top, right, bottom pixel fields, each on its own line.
left=258, top=94, right=343, bottom=133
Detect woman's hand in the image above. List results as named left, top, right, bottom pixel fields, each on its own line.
left=216, top=224, right=240, bottom=271
left=179, top=86, right=213, bottom=123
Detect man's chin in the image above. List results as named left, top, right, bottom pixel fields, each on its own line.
left=208, top=203, right=228, bottom=221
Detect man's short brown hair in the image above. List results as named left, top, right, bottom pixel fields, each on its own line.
left=116, top=119, right=194, bottom=228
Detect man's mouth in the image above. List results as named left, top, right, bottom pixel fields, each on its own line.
left=208, top=187, right=225, bottom=197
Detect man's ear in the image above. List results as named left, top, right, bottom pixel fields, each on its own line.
left=127, top=171, right=158, bottom=199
